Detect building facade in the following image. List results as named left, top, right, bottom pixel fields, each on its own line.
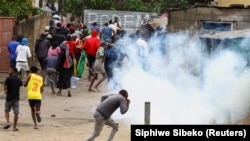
left=214, top=0, right=250, bottom=7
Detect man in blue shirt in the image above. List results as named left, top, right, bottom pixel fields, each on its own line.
left=101, top=23, right=114, bottom=44
left=7, top=35, right=20, bottom=68
left=105, top=42, right=118, bottom=82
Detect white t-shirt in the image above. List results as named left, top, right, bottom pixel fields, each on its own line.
left=15, top=45, right=32, bottom=62
left=109, top=24, right=120, bottom=35
left=136, top=38, right=149, bottom=57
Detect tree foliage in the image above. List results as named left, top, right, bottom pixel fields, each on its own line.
left=63, top=0, right=208, bottom=17
left=0, top=0, right=42, bottom=21
left=124, top=0, right=148, bottom=12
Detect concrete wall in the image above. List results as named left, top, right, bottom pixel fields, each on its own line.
left=13, top=12, right=52, bottom=66
left=84, top=10, right=156, bottom=34
left=167, top=6, right=250, bottom=33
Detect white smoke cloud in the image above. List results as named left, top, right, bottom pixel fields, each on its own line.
left=109, top=31, right=250, bottom=125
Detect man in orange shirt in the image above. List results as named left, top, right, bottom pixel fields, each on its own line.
left=24, top=66, right=44, bottom=129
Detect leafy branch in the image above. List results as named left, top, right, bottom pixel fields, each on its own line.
left=0, top=0, right=42, bottom=21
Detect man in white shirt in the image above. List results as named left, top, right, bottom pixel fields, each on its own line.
left=108, top=20, right=120, bottom=43
left=15, top=37, right=32, bottom=79
left=136, top=34, right=149, bottom=70
left=136, top=35, right=149, bottom=58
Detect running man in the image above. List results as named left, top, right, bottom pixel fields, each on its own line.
left=24, top=66, right=44, bottom=129
left=3, top=67, right=23, bottom=131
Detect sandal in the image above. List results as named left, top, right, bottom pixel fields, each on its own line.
left=3, top=125, right=10, bottom=129
left=13, top=128, right=19, bottom=131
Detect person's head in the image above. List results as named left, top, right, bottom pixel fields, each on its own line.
left=17, top=35, right=25, bottom=43
left=44, top=26, right=50, bottom=32
left=114, top=16, right=118, bottom=22
left=104, top=23, right=108, bottom=26
left=52, top=40, right=59, bottom=47
left=69, top=26, right=75, bottom=34
left=66, top=34, right=72, bottom=41
left=119, top=89, right=128, bottom=99
left=21, top=38, right=28, bottom=45
left=30, top=66, right=39, bottom=73
left=70, top=16, right=75, bottom=22
left=41, top=33, right=47, bottom=38
left=100, top=42, right=107, bottom=48
left=92, top=22, right=97, bottom=26
left=53, top=15, right=60, bottom=21
left=71, top=33, right=78, bottom=40
left=8, top=67, right=18, bottom=76
left=49, top=27, right=55, bottom=34
left=56, top=22, right=62, bottom=28
left=66, top=23, right=72, bottom=28
left=109, top=20, right=113, bottom=24
left=91, top=30, right=98, bottom=37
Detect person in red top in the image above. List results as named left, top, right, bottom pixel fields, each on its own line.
left=65, top=34, right=77, bottom=58
left=65, top=34, right=77, bottom=76
left=82, top=30, right=100, bottom=80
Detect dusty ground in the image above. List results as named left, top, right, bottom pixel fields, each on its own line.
left=0, top=71, right=130, bottom=141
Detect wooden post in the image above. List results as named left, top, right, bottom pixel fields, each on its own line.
left=144, top=102, right=150, bottom=125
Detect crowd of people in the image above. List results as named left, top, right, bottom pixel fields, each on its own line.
left=3, top=11, right=167, bottom=140
left=4, top=14, right=134, bottom=140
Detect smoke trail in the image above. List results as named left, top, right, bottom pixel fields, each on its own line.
left=109, top=31, right=250, bottom=124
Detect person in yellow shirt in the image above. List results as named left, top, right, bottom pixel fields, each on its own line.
left=24, top=66, right=44, bottom=129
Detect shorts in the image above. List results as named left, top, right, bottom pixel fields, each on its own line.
left=16, top=62, right=30, bottom=72
left=87, top=55, right=96, bottom=68
left=5, top=100, right=19, bottom=114
left=28, top=99, right=41, bottom=107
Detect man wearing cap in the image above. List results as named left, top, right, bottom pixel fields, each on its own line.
left=24, top=66, right=44, bottom=129
left=15, top=37, right=32, bottom=79
left=44, top=26, right=50, bottom=35
left=52, top=14, right=61, bottom=28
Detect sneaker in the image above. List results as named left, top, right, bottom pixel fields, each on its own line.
left=36, top=113, right=41, bottom=123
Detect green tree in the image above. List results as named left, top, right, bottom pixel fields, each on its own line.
left=63, top=0, right=194, bottom=16
left=124, top=0, right=148, bottom=12
left=0, top=0, right=42, bottom=21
